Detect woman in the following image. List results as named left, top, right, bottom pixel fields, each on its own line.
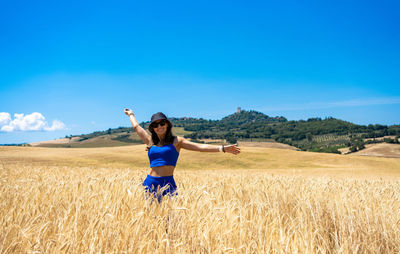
left=124, top=108, right=240, bottom=201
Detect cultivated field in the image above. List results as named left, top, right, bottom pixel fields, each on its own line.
left=1, top=145, right=400, bottom=253
left=354, top=143, right=400, bottom=158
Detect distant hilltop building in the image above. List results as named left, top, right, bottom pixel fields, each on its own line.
left=237, top=107, right=242, bottom=114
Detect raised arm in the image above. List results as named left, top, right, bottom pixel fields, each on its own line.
left=179, top=137, right=240, bottom=155
left=124, top=108, right=151, bottom=145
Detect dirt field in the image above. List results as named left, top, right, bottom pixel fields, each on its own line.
left=237, top=141, right=298, bottom=150
left=354, top=143, right=400, bottom=158
left=30, top=137, right=81, bottom=146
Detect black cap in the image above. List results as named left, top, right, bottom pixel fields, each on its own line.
left=149, top=112, right=172, bottom=129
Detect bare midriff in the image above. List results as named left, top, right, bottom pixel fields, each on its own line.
left=149, top=165, right=175, bottom=177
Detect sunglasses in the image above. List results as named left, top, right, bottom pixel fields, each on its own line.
left=151, top=120, right=167, bottom=129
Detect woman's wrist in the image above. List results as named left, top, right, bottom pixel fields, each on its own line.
left=219, top=145, right=225, bottom=153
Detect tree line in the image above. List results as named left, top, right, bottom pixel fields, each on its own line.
left=66, top=110, right=400, bottom=154
left=172, top=110, right=400, bottom=154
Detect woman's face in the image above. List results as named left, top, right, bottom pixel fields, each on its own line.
left=152, top=120, right=168, bottom=136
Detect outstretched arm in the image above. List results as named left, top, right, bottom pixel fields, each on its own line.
left=124, top=108, right=151, bottom=145
left=179, top=137, right=240, bottom=155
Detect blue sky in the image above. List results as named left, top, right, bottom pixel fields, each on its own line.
left=1, top=0, right=399, bottom=144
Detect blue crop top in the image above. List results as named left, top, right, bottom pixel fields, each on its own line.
left=148, top=144, right=179, bottom=167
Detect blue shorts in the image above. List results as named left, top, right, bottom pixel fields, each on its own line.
left=143, top=175, right=177, bottom=202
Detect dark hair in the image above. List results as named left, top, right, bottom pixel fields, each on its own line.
left=149, top=123, right=175, bottom=146
left=147, top=112, right=175, bottom=149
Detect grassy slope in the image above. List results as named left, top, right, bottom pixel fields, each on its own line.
left=353, top=143, right=400, bottom=158
left=31, top=127, right=191, bottom=148
left=1, top=145, right=399, bottom=178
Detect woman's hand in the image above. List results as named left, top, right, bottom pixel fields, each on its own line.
left=224, top=144, right=241, bottom=155
left=124, top=108, right=134, bottom=116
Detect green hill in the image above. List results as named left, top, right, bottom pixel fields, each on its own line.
left=181, top=110, right=400, bottom=153
left=33, top=110, right=400, bottom=153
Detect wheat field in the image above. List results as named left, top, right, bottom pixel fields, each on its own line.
left=1, top=145, right=400, bottom=253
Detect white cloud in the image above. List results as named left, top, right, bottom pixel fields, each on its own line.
left=0, top=112, right=66, bottom=132
left=0, top=112, right=11, bottom=126
left=44, top=120, right=66, bottom=131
